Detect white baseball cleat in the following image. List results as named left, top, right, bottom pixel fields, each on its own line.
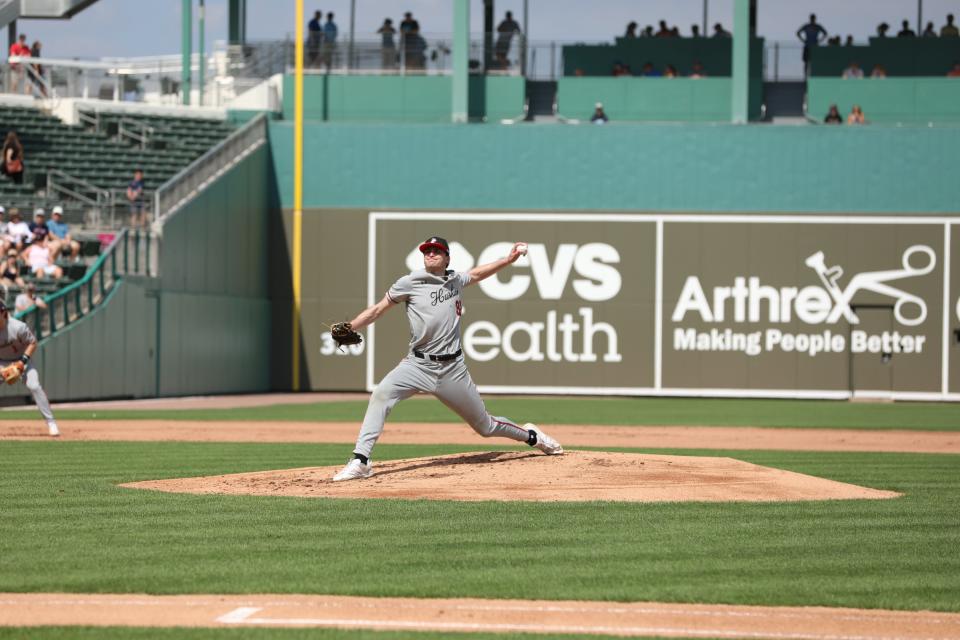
left=524, top=423, right=563, bottom=455
left=332, top=458, right=373, bottom=481
left=48, top=423, right=60, bottom=438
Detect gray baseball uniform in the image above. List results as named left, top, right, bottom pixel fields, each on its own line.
left=353, top=268, right=530, bottom=459
left=0, top=316, right=56, bottom=427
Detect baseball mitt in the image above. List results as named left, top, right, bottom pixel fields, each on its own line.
left=330, top=322, right=363, bottom=349
left=1, top=361, right=24, bottom=385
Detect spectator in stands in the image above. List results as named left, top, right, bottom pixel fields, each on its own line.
left=640, top=62, right=661, bottom=77
left=322, top=12, right=338, bottom=68
left=842, top=61, right=864, bottom=79
left=877, top=22, right=891, bottom=38
left=28, top=208, right=52, bottom=252
left=947, top=62, right=960, bottom=77
left=847, top=104, right=866, bottom=125
left=0, top=207, right=9, bottom=255
left=590, top=102, right=609, bottom=124
left=641, top=25, right=654, bottom=38
left=871, top=64, right=888, bottom=78
left=664, top=64, right=678, bottom=78
left=898, top=20, right=916, bottom=37
left=400, top=12, right=421, bottom=70
left=612, top=61, right=629, bottom=77
left=923, top=22, right=937, bottom=37
left=689, top=61, right=707, bottom=78
left=1, top=131, right=24, bottom=185
left=377, top=19, right=397, bottom=70
left=827, top=35, right=841, bottom=46
left=307, top=10, right=323, bottom=67
left=655, top=21, right=673, bottom=38
left=496, top=11, right=522, bottom=64
left=797, top=14, right=828, bottom=74
left=844, top=35, right=854, bottom=46
left=22, top=235, right=61, bottom=280
left=29, top=41, right=45, bottom=97
left=713, top=23, right=731, bottom=38
left=127, top=169, right=146, bottom=227
left=5, top=209, right=30, bottom=250
left=624, top=22, right=638, bottom=38
left=824, top=104, right=843, bottom=124
left=1, top=250, right=25, bottom=291
left=15, top=284, right=46, bottom=313
left=7, top=34, right=30, bottom=95
left=691, top=25, right=701, bottom=38
left=47, top=206, right=79, bottom=262
left=942, top=14, right=959, bottom=37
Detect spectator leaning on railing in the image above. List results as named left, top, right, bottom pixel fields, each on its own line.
left=15, top=283, right=46, bottom=313
left=127, top=168, right=146, bottom=227
left=824, top=104, right=843, bottom=124
left=847, top=104, right=866, bottom=124
left=377, top=18, right=397, bottom=70
left=7, top=33, right=30, bottom=95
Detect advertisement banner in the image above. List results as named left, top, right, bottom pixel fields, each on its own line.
left=353, top=212, right=957, bottom=400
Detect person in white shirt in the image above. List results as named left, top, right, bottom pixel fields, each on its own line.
left=5, top=209, right=31, bottom=250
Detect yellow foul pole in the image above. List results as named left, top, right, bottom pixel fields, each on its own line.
left=292, top=0, right=304, bottom=390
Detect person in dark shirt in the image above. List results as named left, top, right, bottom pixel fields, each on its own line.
left=624, top=22, right=638, bottom=38
left=590, top=102, right=609, bottom=124
left=897, top=20, right=916, bottom=37
left=127, top=169, right=146, bottom=227
left=797, top=14, right=828, bottom=72
left=307, top=10, right=322, bottom=66
left=824, top=104, right=843, bottom=124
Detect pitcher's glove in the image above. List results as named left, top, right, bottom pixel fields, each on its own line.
left=330, top=322, right=363, bottom=349
left=1, top=361, right=24, bottom=385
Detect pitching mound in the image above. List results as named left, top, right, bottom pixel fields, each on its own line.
left=120, top=451, right=899, bottom=503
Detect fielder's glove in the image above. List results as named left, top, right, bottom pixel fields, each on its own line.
left=1, top=361, right=24, bottom=385
left=330, top=322, right=363, bottom=349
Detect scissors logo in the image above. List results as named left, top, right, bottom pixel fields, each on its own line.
left=804, top=245, right=936, bottom=327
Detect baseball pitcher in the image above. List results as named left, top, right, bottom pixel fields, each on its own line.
left=331, top=235, right=562, bottom=482
left=0, top=300, right=59, bottom=436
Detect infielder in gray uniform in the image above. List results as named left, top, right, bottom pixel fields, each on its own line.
left=0, top=300, right=59, bottom=436
left=333, top=235, right=562, bottom=481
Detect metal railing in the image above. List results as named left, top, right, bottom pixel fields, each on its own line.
left=15, top=228, right=151, bottom=340
left=46, top=168, right=111, bottom=213
left=154, top=113, right=267, bottom=222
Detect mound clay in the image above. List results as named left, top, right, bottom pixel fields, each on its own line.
left=121, top=450, right=900, bottom=503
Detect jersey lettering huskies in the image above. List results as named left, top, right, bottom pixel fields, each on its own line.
left=387, top=269, right=471, bottom=355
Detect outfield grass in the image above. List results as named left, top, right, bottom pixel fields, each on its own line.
left=1, top=441, right=958, bottom=613
left=2, top=397, right=959, bottom=429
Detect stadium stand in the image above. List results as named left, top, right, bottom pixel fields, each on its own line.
left=0, top=103, right=234, bottom=310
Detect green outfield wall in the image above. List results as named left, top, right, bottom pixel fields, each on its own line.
left=563, top=38, right=764, bottom=77
left=270, top=121, right=960, bottom=213
left=281, top=74, right=525, bottom=122
left=807, top=78, right=960, bottom=124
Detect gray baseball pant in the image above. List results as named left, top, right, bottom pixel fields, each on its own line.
left=1, top=362, right=55, bottom=426
left=354, top=355, right=530, bottom=459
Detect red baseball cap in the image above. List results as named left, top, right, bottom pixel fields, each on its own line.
left=418, top=236, right=450, bottom=255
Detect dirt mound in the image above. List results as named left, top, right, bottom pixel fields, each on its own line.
left=120, top=451, right=900, bottom=503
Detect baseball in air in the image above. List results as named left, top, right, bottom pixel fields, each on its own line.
left=517, top=243, right=528, bottom=256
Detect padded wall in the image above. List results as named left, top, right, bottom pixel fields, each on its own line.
left=808, top=78, right=960, bottom=124
left=270, top=121, right=960, bottom=213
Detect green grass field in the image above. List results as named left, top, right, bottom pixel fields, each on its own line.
left=1, top=397, right=959, bottom=639
left=2, top=397, right=959, bottom=429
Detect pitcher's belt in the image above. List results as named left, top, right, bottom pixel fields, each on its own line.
left=412, top=348, right=462, bottom=362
